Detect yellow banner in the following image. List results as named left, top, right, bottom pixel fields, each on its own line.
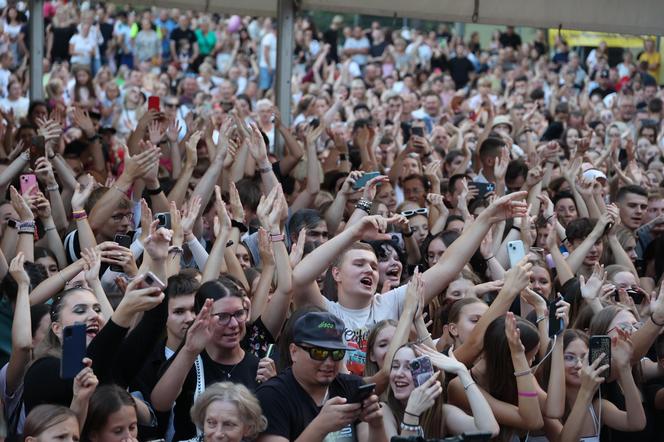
left=548, top=29, right=657, bottom=48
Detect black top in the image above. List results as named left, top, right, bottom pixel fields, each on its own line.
left=50, top=25, right=77, bottom=62
left=255, top=368, right=363, bottom=440
left=499, top=32, right=522, bottom=50
left=168, top=351, right=260, bottom=441
left=170, top=28, right=196, bottom=56
left=449, top=57, right=475, bottom=89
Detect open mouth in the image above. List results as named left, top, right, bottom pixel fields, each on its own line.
left=386, top=268, right=400, bottom=279
left=394, top=380, right=410, bottom=388
left=86, top=324, right=99, bottom=337
left=360, top=277, right=373, bottom=288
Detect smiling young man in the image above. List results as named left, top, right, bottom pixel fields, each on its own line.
left=255, top=311, right=386, bottom=442
left=292, top=192, right=527, bottom=374
left=616, top=185, right=648, bottom=233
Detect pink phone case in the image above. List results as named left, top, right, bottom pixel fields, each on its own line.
left=19, top=174, right=38, bottom=195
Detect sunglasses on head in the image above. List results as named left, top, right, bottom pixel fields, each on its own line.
left=400, top=208, right=428, bottom=217
left=297, top=344, right=346, bottom=361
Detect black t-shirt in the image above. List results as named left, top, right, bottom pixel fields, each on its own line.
left=170, top=351, right=260, bottom=441
left=323, top=28, right=339, bottom=63
left=499, top=32, right=522, bottom=49
left=255, top=368, right=363, bottom=440
left=370, top=41, right=388, bottom=58
left=449, top=56, right=475, bottom=89
left=170, top=27, right=196, bottom=56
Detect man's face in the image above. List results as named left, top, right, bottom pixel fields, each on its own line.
left=166, top=294, right=196, bottom=344
left=99, top=207, right=133, bottom=240
left=619, top=101, right=636, bottom=122
left=305, top=221, right=329, bottom=245
left=423, top=96, right=440, bottom=117
left=335, top=249, right=379, bottom=299
left=645, top=198, right=664, bottom=234
left=290, top=343, right=342, bottom=386
left=403, top=178, right=426, bottom=206
left=618, top=193, right=648, bottom=230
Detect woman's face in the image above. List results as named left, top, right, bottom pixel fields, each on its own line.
left=37, top=255, right=59, bottom=278
left=33, top=416, right=80, bottom=442
left=91, top=405, right=137, bottom=442
left=622, top=238, right=638, bottom=262
left=529, top=266, right=552, bottom=299
left=607, top=309, right=638, bottom=338
left=445, top=278, right=474, bottom=301
left=210, top=297, right=247, bottom=350
left=400, top=158, right=420, bottom=180
left=235, top=245, right=251, bottom=270
left=554, top=197, right=577, bottom=226
left=564, top=338, right=588, bottom=387
left=565, top=129, right=579, bottom=148
left=370, top=325, right=396, bottom=370
left=377, top=245, right=402, bottom=289
left=427, top=238, right=446, bottom=267
left=409, top=215, right=429, bottom=245
left=612, top=271, right=637, bottom=290
left=376, top=183, right=397, bottom=213
left=203, top=400, right=246, bottom=442
left=54, top=290, right=105, bottom=346
left=389, top=347, right=417, bottom=401
left=450, top=302, right=488, bottom=345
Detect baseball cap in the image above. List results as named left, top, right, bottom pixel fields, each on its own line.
left=292, top=312, right=353, bottom=350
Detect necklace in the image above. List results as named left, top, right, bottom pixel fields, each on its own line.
left=218, top=362, right=239, bottom=380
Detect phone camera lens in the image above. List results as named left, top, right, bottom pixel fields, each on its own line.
left=145, top=276, right=153, bottom=284
left=411, top=361, right=420, bottom=370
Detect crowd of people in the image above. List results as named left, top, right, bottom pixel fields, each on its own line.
left=0, top=1, right=663, bottom=441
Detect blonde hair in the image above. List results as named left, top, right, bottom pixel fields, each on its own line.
left=190, top=382, right=267, bottom=439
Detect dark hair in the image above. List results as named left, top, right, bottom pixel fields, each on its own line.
left=402, top=173, right=430, bottom=192
left=194, top=275, right=247, bottom=313
left=616, top=185, right=648, bottom=202
left=30, top=304, right=51, bottom=337
left=82, top=385, right=136, bottom=441
left=24, top=404, right=78, bottom=440
left=505, top=159, right=528, bottom=186
left=165, top=273, right=200, bottom=300
left=34, top=246, right=58, bottom=263
left=421, top=230, right=460, bottom=268
left=236, top=178, right=262, bottom=212
left=478, top=137, right=505, bottom=161
left=447, top=173, right=471, bottom=193
left=444, top=215, right=465, bottom=230
left=484, top=315, right=539, bottom=406
left=565, top=218, right=596, bottom=243
left=287, top=209, right=324, bottom=242
left=1, top=262, right=48, bottom=303
left=552, top=190, right=575, bottom=208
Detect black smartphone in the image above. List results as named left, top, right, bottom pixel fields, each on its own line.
left=61, top=323, right=86, bottom=379
left=411, top=126, right=424, bottom=137
left=351, top=383, right=376, bottom=403
left=462, top=433, right=494, bottom=442
left=154, top=212, right=171, bottom=229
left=29, top=135, right=46, bottom=170
left=589, top=335, right=611, bottom=378
left=613, top=288, right=643, bottom=304
left=111, top=234, right=132, bottom=272
left=548, top=297, right=564, bottom=338
left=309, top=118, right=320, bottom=129
left=469, top=182, right=495, bottom=199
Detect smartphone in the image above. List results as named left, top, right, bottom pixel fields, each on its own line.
left=154, top=212, right=171, bottom=229
left=351, top=383, right=376, bottom=403
left=148, top=96, right=160, bottom=112
left=548, top=296, right=564, bottom=338
left=589, top=335, right=611, bottom=378
left=309, top=118, right=320, bottom=129
left=353, top=171, right=381, bottom=190
left=143, top=271, right=166, bottom=291
left=409, top=356, right=434, bottom=388
left=61, top=323, right=86, bottom=379
left=507, top=240, right=526, bottom=269
left=111, top=234, right=132, bottom=272
left=29, top=135, right=46, bottom=170
left=613, top=288, right=643, bottom=304
left=411, top=126, right=424, bottom=137
left=469, top=182, right=496, bottom=199
left=19, top=174, right=38, bottom=196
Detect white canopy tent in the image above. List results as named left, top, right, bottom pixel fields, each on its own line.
left=28, top=0, right=664, bottom=132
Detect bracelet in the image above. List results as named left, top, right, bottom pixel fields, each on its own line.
left=463, top=381, right=477, bottom=391
left=355, top=198, right=373, bottom=213
left=399, top=422, right=423, bottom=435
left=46, top=184, right=59, bottom=192
left=17, top=220, right=36, bottom=233
left=545, top=214, right=554, bottom=222
left=258, top=165, right=273, bottom=174
left=72, top=210, right=87, bottom=221
left=146, top=186, right=163, bottom=196
left=44, top=225, right=57, bottom=233
left=58, top=271, right=66, bottom=285
left=226, top=240, right=234, bottom=247
left=511, top=225, right=521, bottom=232
left=483, top=255, right=494, bottom=262
left=514, top=369, right=533, bottom=378
left=18, top=231, right=34, bottom=235
left=560, top=236, right=568, bottom=243
left=269, top=233, right=285, bottom=242
left=48, top=152, right=56, bottom=159
left=231, top=220, right=248, bottom=233
left=414, top=333, right=432, bottom=345
left=536, top=315, right=547, bottom=324
left=404, top=411, right=420, bottom=419
left=651, top=313, right=664, bottom=327
left=403, top=228, right=414, bottom=238
left=518, top=390, right=538, bottom=397
left=168, top=246, right=184, bottom=255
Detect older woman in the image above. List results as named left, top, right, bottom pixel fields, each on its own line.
left=190, top=382, right=267, bottom=442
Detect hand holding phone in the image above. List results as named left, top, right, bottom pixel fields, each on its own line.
left=352, top=171, right=381, bottom=190
left=548, top=296, right=565, bottom=338
left=589, top=335, right=611, bottom=379
left=61, top=324, right=87, bottom=379
left=410, top=356, right=434, bottom=387
left=351, top=383, right=376, bottom=403
left=19, top=174, right=38, bottom=196
left=507, top=240, right=526, bottom=269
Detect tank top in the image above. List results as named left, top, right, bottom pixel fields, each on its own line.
left=579, top=404, right=600, bottom=442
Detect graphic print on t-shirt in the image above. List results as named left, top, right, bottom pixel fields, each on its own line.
left=344, top=327, right=369, bottom=376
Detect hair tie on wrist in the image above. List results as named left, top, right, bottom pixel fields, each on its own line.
left=651, top=313, right=664, bottom=327
left=404, top=411, right=420, bottom=419
left=514, top=368, right=533, bottom=377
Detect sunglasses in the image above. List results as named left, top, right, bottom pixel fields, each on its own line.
left=297, top=344, right=346, bottom=361
left=400, top=208, right=428, bottom=217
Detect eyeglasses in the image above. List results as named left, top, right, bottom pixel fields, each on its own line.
left=111, top=212, right=133, bottom=223
left=400, top=208, right=428, bottom=217
left=607, top=321, right=643, bottom=335
left=297, top=344, right=346, bottom=361
left=212, top=309, right=248, bottom=325
left=563, top=353, right=586, bottom=365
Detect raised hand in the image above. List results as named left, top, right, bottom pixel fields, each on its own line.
left=228, top=181, right=245, bottom=223
left=117, top=273, right=165, bottom=314
left=144, top=220, right=173, bottom=261
left=184, top=298, right=214, bottom=355
left=415, top=344, right=468, bottom=376
left=258, top=228, right=275, bottom=267
left=505, top=312, right=525, bottom=355
left=9, top=252, right=30, bottom=287
left=166, top=118, right=181, bottom=144
left=98, top=242, right=138, bottom=277
left=404, top=370, right=443, bottom=417
left=289, top=228, right=307, bottom=268
left=147, top=120, right=165, bottom=145
left=34, top=157, right=57, bottom=186
left=482, top=191, right=528, bottom=223
left=579, top=354, right=609, bottom=395
left=580, top=263, right=606, bottom=302
left=10, top=186, right=34, bottom=221
left=81, top=247, right=102, bottom=284
left=72, top=358, right=98, bottom=403
left=213, top=186, right=232, bottom=237
left=72, top=175, right=95, bottom=212
left=181, top=195, right=202, bottom=240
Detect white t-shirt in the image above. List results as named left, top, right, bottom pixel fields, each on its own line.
left=343, top=36, right=370, bottom=66
left=0, top=96, right=29, bottom=120
left=323, top=285, right=407, bottom=375
left=69, top=33, right=96, bottom=66
left=259, top=32, right=277, bottom=69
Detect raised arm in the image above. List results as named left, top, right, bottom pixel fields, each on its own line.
left=6, top=253, right=32, bottom=395
left=201, top=186, right=232, bottom=283
left=290, top=125, right=323, bottom=212
left=10, top=186, right=35, bottom=263
left=167, top=129, right=198, bottom=207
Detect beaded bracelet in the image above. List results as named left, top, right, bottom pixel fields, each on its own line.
left=72, top=210, right=87, bottom=221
